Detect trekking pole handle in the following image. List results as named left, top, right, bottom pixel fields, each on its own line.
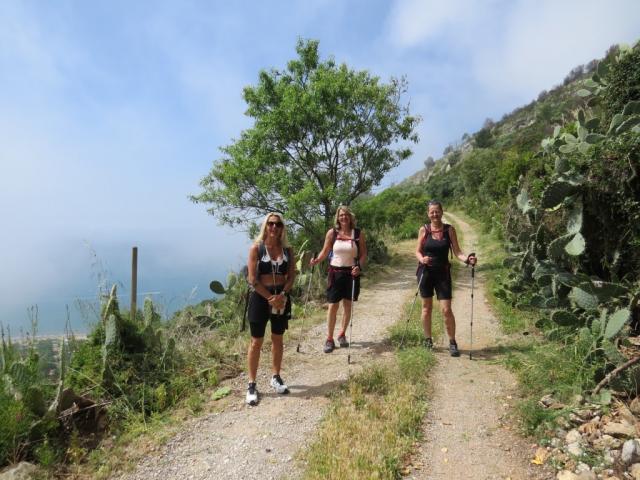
left=465, top=252, right=476, bottom=266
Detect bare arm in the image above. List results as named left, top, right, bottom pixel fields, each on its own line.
left=310, top=229, right=334, bottom=266
left=448, top=226, right=477, bottom=265
left=357, top=230, right=367, bottom=269
left=415, top=226, right=430, bottom=265
left=247, top=244, right=276, bottom=300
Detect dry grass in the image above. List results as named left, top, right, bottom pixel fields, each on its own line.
left=303, top=346, right=434, bottom=479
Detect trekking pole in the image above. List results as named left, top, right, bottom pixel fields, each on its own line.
left=399, top=269, right=424, bottom=348
left=296, top=253, right=316, bottom=353
left=469, top=261, right=476, bottom=360
left=347, top=274, right=356, bottom=365
left=241, top=285, right=249, bottom=332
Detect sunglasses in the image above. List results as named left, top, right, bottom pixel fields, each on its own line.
left=267, top=221, right=283, bottom=228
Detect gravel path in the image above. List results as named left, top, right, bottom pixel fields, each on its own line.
left=407, top=212, right=551, bottom=480
left=112, top=213, right=552, bottom=480
left=112, top=244, right=417, bottom=480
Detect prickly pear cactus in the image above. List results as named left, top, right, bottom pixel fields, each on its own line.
left=541, top=181, right=576, bottom=210
left=564, top=233, right=585, bottom=256
left=569, top=287, right=599, bottom=310
left=551, top=310, right=580, bottom=326
left=604, top=308, right=630, bottom=339
left=144, top=298, right=160, bottom=327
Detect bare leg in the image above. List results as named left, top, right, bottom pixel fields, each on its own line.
left=247, top=336, right=264, bottom=382
left=327, top=302, right=340, bottom=338
left=271, top=333, right=283, bottom=375
left=421, top=297, right=433, bottom=338
left=440, top=299, right=456, bottom=341
left=340, top=299, right=352, bottom=334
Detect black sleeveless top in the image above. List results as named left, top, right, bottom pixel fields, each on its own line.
left=256, top=243, right=290, bottom=276
left=419, top=224, right=451, bottom=268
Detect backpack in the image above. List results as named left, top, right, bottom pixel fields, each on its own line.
left=421, top=223, right=453, bottom=261
left=328, top=228, right=361, bottom=265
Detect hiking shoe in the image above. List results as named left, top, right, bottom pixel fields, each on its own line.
left=449, top=341, right=461, bottom=357
left=270, top=374, right=290, bottom=394
left=246, top=382, right=259, bottom=405
left=337, top=334, right=349, bottom=348
left=423, top=337, right=433, bottom=350
left=323, top=339, right=335, bottom=353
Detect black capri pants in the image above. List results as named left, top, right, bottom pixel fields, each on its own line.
left=247, top=286, right=291, bottom=338
left=417, top=265, right=452, bottom=300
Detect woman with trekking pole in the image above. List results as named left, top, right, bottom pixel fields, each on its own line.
left=416, top=201, right=476, bottom=357
left=310, top=206, right=367, bottom=354
left=245, top=212, right=296, bottom=405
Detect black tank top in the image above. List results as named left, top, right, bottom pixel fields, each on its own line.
left=420, top=224, right=451, bottom=268
left=256, top=243, right=290, bottom=276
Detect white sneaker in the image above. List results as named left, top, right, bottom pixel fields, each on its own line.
left=270, top=374, right=289, bottom=394
left=246, top=382, right=258, bottom=405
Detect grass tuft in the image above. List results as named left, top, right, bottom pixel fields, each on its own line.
left=304, top=363, right=431, bottom=480
left=303, top=304, right=436, bottom=480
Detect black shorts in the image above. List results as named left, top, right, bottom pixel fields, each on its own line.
left=327, top=267, right=360, bottom=303
left=247, top=287, right=291, bottom=338
left=417, top=265, right=452, bottom=300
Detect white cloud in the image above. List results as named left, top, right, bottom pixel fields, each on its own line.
left=473, top=0, right=640, bottom=99
left=387, top=0, right=465, bottom=48
left=386, top=0, right=502, bottom=50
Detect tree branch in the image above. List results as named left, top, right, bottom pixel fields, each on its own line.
left=593, top=355, right=640, bottom=394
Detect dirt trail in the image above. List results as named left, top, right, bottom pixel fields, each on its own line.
left=113, top=214, right=549, bottom=480
left=113, top=244, right=417, bottom=480
left=407, top=212, right=548, bottom=480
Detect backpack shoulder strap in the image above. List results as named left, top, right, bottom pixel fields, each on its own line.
left=352, top=228, right=361, bottom=265
left=443, top=224, right=453, bottom=259
left=258, top=241, right=267, bottom=259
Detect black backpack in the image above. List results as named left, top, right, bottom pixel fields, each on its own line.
left=420, top=223, right=453, bottom=262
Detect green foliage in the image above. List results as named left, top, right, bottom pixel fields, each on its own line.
left=351, top=365, right=390, bottom=395
left=397, top=347, right=435, bottom=381
left=353, top=185, right=428, bottom=240
left=474, top=127, right=493, bottom=148
left=491, top=41, right=640, bottom=401
left=191, top=39, right=419, bottom=242
left=0, top=325, right=61, bottom=468
left=601, top=43, right=640, bottom=125
left=604, top=308, right=630, bottom=339
left=34, top=437, right=61, bottom=468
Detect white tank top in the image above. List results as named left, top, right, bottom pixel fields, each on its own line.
left=330, top=230, right=357, bottom=267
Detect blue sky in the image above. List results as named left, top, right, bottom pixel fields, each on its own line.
left=1, top=0, right=639, bottom=334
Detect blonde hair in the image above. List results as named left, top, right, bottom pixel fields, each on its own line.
left=254, top=212, right=290, bottom=247
left=334, top=205, right=356, bottom=230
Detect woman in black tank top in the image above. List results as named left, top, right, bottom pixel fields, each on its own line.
left=415, top=201, right=477, bottom=357
left=244, top=212, right=296, bottom=405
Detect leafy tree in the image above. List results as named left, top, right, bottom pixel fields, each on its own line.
left=191, top=39, right=419, bottom=236
left=474, top=127, right=493, bottom=148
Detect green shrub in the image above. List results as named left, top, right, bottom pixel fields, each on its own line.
left=602, top=43, right=640, bottom=125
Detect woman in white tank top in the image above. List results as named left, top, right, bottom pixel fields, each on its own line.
left=310, top=206, right=368, bottom=353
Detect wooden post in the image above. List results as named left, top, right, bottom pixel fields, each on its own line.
left=131, top=246, right=138, bottom=321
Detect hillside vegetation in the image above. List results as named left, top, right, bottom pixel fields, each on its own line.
left=358, top=42, right=640, bottom=442
left=1, top=40, right=638, bottom=477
